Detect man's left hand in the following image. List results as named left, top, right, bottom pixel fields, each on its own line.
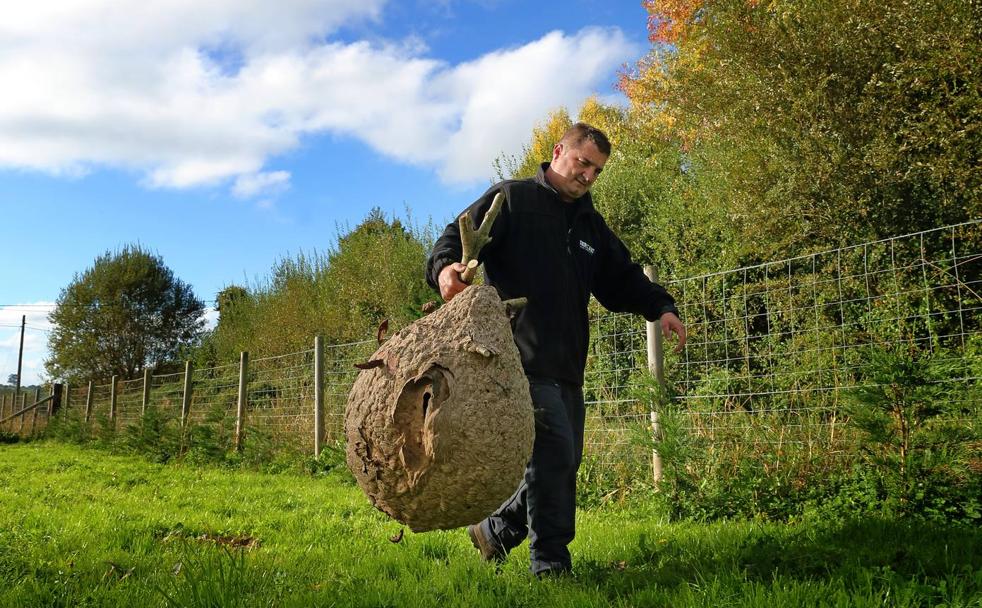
left=660, top=312, right=686, bottom=353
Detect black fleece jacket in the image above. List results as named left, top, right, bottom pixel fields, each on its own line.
left=426, top=163, right=678, bottom=386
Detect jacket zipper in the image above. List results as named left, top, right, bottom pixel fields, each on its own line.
left=566, top=207, right=577, bottom=255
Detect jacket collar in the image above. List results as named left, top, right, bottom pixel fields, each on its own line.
left=534, top=162, right=596, bottom=213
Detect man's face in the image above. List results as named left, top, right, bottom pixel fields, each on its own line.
left=549, top=139, right=608, bottom=201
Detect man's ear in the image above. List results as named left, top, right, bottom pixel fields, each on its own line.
left=552, top=143, right=563, bottom=162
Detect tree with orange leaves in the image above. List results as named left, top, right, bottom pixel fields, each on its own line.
left=621, top=0, right=980, bottom=257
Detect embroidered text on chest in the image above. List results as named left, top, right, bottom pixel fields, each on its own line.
left=578, top=240, right=595, bottom=255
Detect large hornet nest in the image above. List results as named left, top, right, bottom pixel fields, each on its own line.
left=344, top=193, right=533, bottom=532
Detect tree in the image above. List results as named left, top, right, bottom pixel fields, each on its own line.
left=319, top=208, right=436, bottom=341
left=199, top=285, right=256, bottom=363
left=623, top=0, right=982, bottom=257
left=216, top=285, right=250, bottom=317
left=196, top=208, right=436, bottom=361
left=45, top=245, right=206, bottom=382
left=495, top=97, right=734, bottom=277
left=5, top=374, right=17, bottom=386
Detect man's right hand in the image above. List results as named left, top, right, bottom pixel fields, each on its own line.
left=438, top=262, right=469, bottom=302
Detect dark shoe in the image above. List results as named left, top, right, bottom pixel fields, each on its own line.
left=467, top=523, right=506, bottom=563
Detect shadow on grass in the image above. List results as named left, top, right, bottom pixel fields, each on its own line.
left=573, top=517, right=981, bottom=591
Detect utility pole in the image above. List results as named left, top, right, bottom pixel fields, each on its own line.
left=14, top=315, right=25, bottom=401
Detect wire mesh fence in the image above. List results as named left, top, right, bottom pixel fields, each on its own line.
left=20, top=338, right=379, bottom=459
left=66, top=384, right=89, bottom=412
left=15, top=221, right=981, bottom=483
left=114, top=377, right=145, bottom=427
left=189, top=361, right=240, bottom=423
left=663, top=220, right=980, bottom=479
left=320, top=339, right=375, bottom=445
left=247, top=349, right=315, bottom=453
left=583, top=308, right=651, bottom=472
left=0, top=387, right=53, bottom=435
left=579, top=220, right=981, bottom=477
left=88, top=382, right=112, bottom=424
left=151, top=372, right=185, bottom=418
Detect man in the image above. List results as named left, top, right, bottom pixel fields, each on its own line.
left=426, top=122, right=686, bottom=576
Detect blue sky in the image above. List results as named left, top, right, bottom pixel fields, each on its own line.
left=0, top=1, right=651, bottom=384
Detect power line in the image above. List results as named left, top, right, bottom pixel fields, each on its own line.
left=0, top=324, right=51, bottom=332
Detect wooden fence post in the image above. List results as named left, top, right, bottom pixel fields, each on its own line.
left=644, top=265, right=665, bottom=485
left=235, top=352, right=248, bottom=452
left=142, top=368, right=152, bottom=416
left=17, top=394, right=26, bottom=433
left=0, top=394, right=6, bottom=430
left=85, top=381, right=94, bottom=423
left=49, top=383, right=62, bottom=417
left=314, top=336, right=324, bottom=457
left=30, top=387, right=40, bottom=434
left=181, top=361, right=193, bottom=427
left=109, top=375, right=118, bottom=426
left=63, top=383, right=70, bottom=412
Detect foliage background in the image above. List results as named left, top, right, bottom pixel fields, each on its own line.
left=31, top=0, right=981, bottom=526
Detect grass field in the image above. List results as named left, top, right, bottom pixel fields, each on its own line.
left=1, top=442, right=980, bottom=607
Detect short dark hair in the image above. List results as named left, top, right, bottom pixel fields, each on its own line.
left=559, top=122, right=611, bottom=156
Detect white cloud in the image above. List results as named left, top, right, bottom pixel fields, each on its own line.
left=0, top=0, right=384, bottom=55
left=437, top=29, right=632, bottom=182
left=202, top=307, right=220, bottom=331
left=233, top=171, right=291, bottom=199
left=0, top=2, right=638, bottom=189
left=0, top=303, right=224, bottom=386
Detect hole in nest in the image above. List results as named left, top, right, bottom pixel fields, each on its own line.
left=394, top=366, right=449, bottom=475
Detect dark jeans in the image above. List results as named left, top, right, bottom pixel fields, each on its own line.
left=480, top=376, right=585, bottom=574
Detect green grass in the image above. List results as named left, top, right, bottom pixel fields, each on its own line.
left=1, top=442, right=980, bottom=607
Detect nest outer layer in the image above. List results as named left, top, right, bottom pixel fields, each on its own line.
left=344, top=285, right=534, bottom=532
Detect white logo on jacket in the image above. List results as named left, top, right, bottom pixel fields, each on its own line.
left=578, top=240, right=595, bottom=255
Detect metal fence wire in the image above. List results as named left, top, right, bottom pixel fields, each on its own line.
left=584, top=220, right=980, bottom=472
left=246, top=349, right=315, bottom=452
left=113, top=377, right=145, bottom=426
left=320, top=339, right=376, bottom=444
left=23, top=220, right=981, bottom=476
left=189, top=361, right=240, bottom=423
left=0, top=387, right=52, bottom=435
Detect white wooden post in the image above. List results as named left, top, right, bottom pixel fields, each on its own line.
left=141, top=368, right=152, bottom=416
left=235, top=352, right=248, bottom=451
left=84, top=381, right=94, bottom=423
left=181, top=361, right=193, bottom=427
left=314, top=336, right=324, bottom=457
left=109, top=375, right=118, bottom=425
left=644, top=265, right=665, bottom=484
